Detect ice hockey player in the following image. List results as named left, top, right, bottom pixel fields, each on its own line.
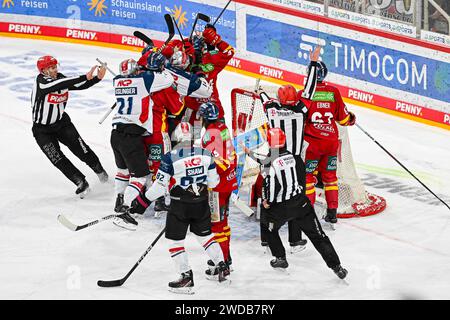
left=129, top=122, right=229, bottom=294
left=298, top=61, right=356, bottom=224
left=31, top=55, right=108, bottom=198
left=132, top=50, right=185, bottom=217
left=242, top=127, right=348, bottom=279
left=199, top=102, right=237, bottom=276
left=252, top=46, right=322, bottom=253
left=111, top=54, right=175, bottom=230
left=183, top=23, right=235, bottom=125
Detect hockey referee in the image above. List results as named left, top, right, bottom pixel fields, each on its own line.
left=242, top=127, right=347, bottom=279
left=31, top=56, right=108, bottom=197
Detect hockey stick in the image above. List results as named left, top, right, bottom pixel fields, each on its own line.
left=97, top=227, right=166, bottom=287
left=212, top=0, right=233, bottom=26
left=189, top=13, right=211, bottom=40
left=133, top=31, right=155, bottom=47
left=156, top=14, right=176, bottom=54
left=96, top=58, right=117, bottom=125
left=57, top=213, right=121, bottom=231
left=356, top=123, right=450, bottom=211
left=247, top=79, right=261, bottom=129
left=171, top=15, right=185, bottom=44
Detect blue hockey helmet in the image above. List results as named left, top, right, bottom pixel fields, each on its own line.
left=199, top=102, right=219, bottom=121
left=146, top=51, right=166, bottom=71
left=317, top=61, right=328, bottom=82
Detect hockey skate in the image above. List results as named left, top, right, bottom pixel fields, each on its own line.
left=114, top=194, right=128, bottom=213
left=92, top=163, right=109, bottom=183
left=333, top=265, right=348, bottom=280
left=153, top=197, right=169, bottom=218
left=75, top=179, right=90, bottom=199
left=322, top=208, right=337, bottom=231
left=205, top=261, right=230, bottom=283
left=168, top=270, right=195, bottom=295
left=206, top=259, right=231, bottom=278
left=112, top=212, right=138, bottom=231
left=270, top=257, right=289, bottom=270
left=289, top=239, right=307, bottom=254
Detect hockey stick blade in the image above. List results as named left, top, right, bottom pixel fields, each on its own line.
left=97, top=279, right=124, bottom=288
left=164, top=13, right=175, bottom=38
left=233, top=198, right=254, bottom=217
left=57, top=214, right=78, bottom=231
left=198, top=13, right=210, bottom=23
left=132, top=31, right=154, bottom=47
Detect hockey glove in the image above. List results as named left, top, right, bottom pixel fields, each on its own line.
left=129, top=191, right=151, bottom=215
left=348, top=112, right=356, bottom=126
left=203, top=27, right=221, bottom=46
left=183, top=41, right=195, bottom=58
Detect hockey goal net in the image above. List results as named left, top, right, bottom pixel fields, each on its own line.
left=231, top=86, right=386, bottom=218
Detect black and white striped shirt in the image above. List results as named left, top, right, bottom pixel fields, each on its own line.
left=259, top=61, right=319, bottom=156
left=31, top=73, right=100, bottom=125
left=248, top=149, right=303, bottom=204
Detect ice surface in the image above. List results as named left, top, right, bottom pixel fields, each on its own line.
left=0, top=37, right=449, bottom=300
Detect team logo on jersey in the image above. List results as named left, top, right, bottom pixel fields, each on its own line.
left=327, top=156, right=337, bottom=171
left=184, top=157, right=202, bottom=167
left=149, top=144, right=163, bottom=161
left=186, top=166, right=204, bottom=176
left=48, top=92, right=69, bottom=104
left=116, top=79, right=133, bottom=87
left=305, top=160, right=319, bottom=173
left=88, top=0, right=107, bottom=17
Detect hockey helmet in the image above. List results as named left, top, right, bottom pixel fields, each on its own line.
left=146, top=51, right=166, bottom=71
left=199, top=102, right=220, bottom=121
left=277, top=85, right=297, bottom=106
left=267, top=128, right=286, bottom=149
left=119, top=58, right=138, bottom=76
left=317, top=61, right=328, bottom=82
left=37, top=55, right=58, bottom=73
left=170, top=50, right=190, bottom=70
left=172, top=122, right=193, bottom=144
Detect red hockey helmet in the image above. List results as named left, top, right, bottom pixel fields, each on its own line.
left=267, top=128, right=286, bottom=149
left=277, top=84, right=297, bottom=106
left=37, top=55, right=58, bottom=73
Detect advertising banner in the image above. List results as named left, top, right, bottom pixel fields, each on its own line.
left=246, top=14, right=450, bottom=105
left=0, top=0, right=237, bottom=46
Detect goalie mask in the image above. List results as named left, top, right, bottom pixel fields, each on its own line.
left=119, top=58, right=138, bottom=76
left=170, top=50, right=190, bottom=70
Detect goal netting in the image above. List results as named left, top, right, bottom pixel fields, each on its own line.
left=231, top=86, right=386, bottom=218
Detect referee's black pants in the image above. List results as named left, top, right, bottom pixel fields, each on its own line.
left=32, top=113, right=102, bottom=186
left=261, top=195, right=341, bottom=269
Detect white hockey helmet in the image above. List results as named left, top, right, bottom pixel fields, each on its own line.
left=170, top=50, right=190, bottom=70
left=172, top=122, right=193, bottom=144
left=119, top=58, right=138, bottom=76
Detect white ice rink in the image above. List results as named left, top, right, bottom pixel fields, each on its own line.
left=1, top=37, right=449, bottom=300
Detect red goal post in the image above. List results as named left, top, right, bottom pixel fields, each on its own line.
left=231, top=86, right=386, bottom=218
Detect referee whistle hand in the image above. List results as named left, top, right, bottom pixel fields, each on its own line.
left=309, top=45, right=322, bottom=62
left=97, top=65, right=107, bottom=80
left=86, top=66, right=96, bottom=80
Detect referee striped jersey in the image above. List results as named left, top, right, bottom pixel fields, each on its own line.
left=31, top=73, right=100, bottom=125
left=259, top=61, right=319, bottom=156
left=248, top=149, right=303, bottom=203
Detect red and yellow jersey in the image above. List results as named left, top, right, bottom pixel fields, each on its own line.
left=201, top=121, right=238, bottom=193
left=150, top=85, right=184, bottom=133
left=299, top=82, right=352, bottom=141
left=184, top=41, right=235, bottom=120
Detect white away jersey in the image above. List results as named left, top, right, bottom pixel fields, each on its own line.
left=166, top=64, right=212, bottom=98
left=112, top=70, right=173, bottom=133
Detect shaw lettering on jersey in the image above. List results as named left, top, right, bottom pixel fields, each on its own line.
left=184, top=157, right=202, bottom=167
left=115, top=87, right=137, bottom=96
left=186, top=166, right=204, bottom=176
left=47, top=92, right=69, bottom=103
